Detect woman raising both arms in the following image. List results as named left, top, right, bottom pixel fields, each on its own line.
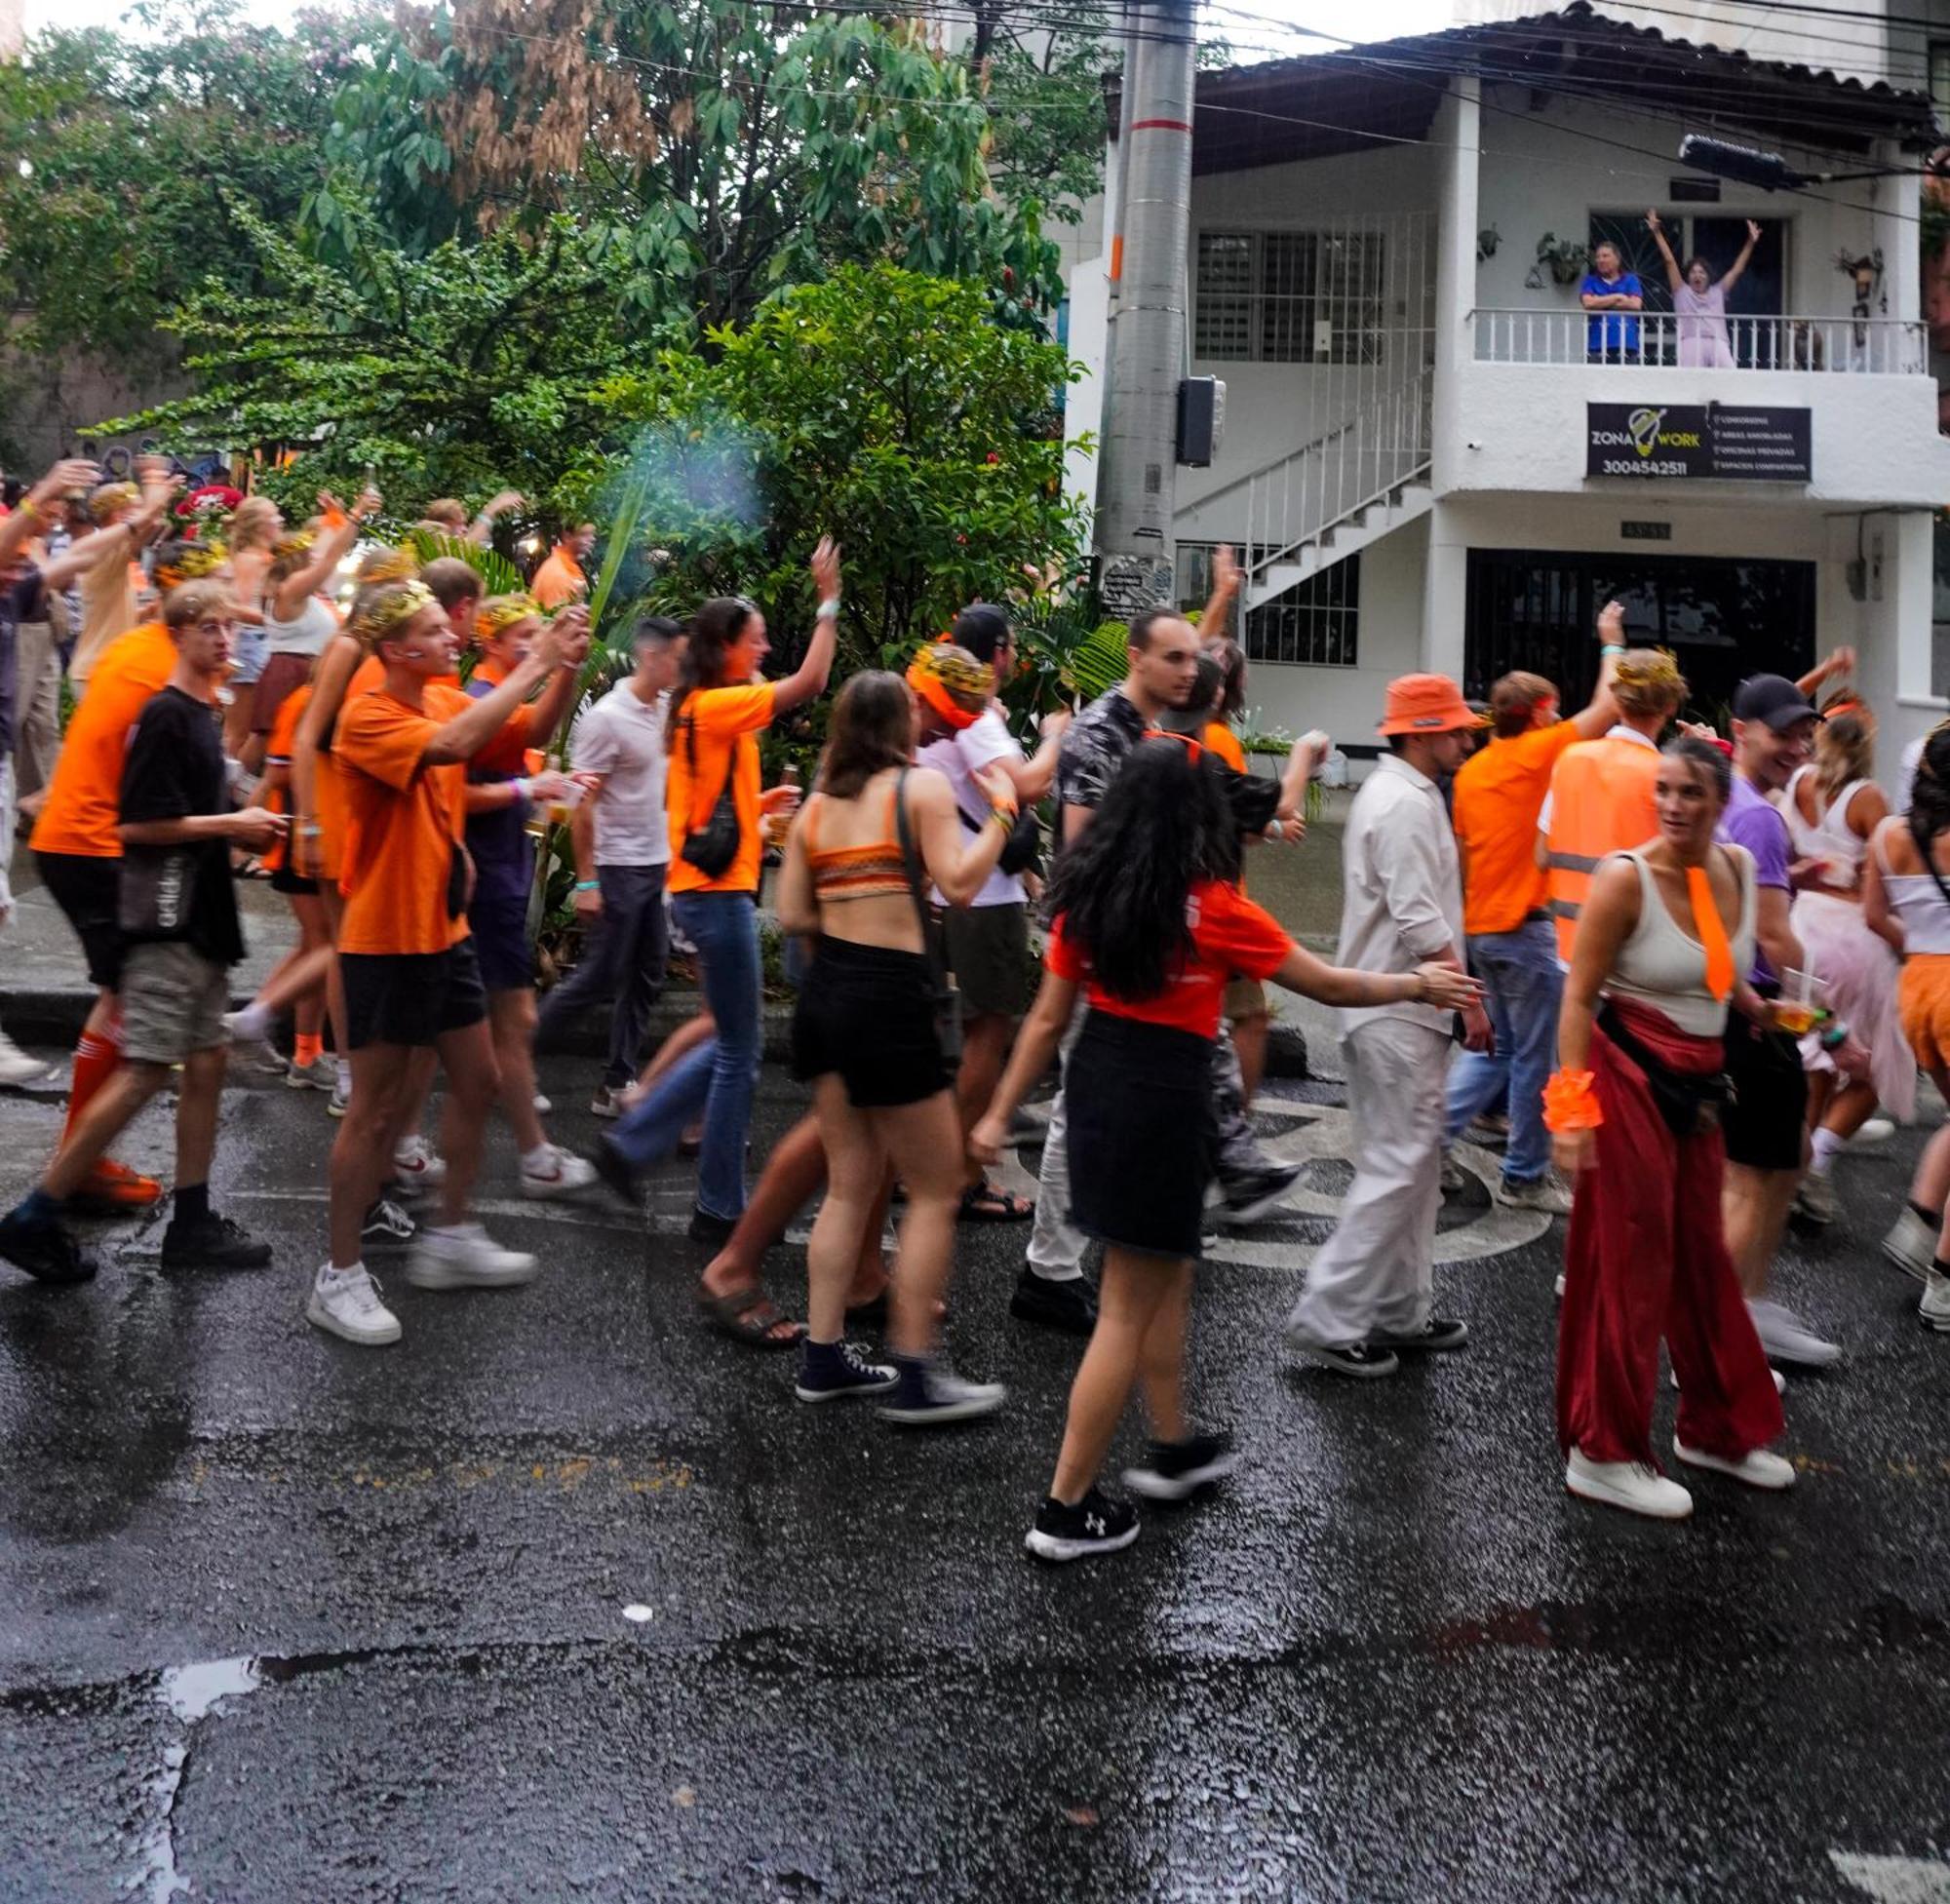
left=971, top=738, right=1480, bottom=1563
left=1645, top=210, right=1761, bottom=369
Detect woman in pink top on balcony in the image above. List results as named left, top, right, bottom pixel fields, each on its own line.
left=1646, top=211, right=1762, bottom=368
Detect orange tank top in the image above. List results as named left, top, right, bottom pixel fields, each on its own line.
left=805, top=784, right=910, bottom=904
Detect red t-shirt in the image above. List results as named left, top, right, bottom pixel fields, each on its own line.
left=1046, top=878, right=1291, bottom=1038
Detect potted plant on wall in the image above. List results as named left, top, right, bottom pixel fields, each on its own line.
left=1527, top=233, right=1588, bottom=290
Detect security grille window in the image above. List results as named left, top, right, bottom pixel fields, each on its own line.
left=1932, top=42, right=1950, bottom=123
left=1194, top=229, right=1385, bottom=365
left=1243, top=556, right=1360, bottom=667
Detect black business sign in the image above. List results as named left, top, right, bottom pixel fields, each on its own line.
left=1586, top=403, right=1812, bottom=482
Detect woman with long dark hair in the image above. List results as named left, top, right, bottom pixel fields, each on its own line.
left=1553, top=737, right=1793, bottom=1522
left=1863, top=723, right=1950, bottom=1331
left=592, top=542, right=840, bottom=1234
left=972, top=738, right=1479, bottom=1560
left=776, top=661, right=1017, bottom=1418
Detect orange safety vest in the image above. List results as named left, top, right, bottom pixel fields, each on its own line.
left=1543, top=735, right=1662, bottom=963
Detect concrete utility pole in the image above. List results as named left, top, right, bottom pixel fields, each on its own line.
left=1095, top=0, right=1197, bottom=621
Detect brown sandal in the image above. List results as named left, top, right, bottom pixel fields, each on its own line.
left=696, top=1286, right=805, bottom=1349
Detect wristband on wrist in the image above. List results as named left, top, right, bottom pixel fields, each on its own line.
left=1600, top=642, right=1625, bottom=656
left=1818, top=1020, right=1850, bottom=1050
left=989, top=805, right=1018, bottom=830
left=573, top=878, right=599, bottom=892
left=512, top=777, right=531, bottom=801
left=1543, top=1069, right=1604, bottom=1133
left=816, top=597, right=840, bottom=620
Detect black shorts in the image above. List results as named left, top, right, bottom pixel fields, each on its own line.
left=1066, top=1009, right=1217, bottom=1260
left=341, top=940, right=488, bottom=1051
left=270, top=864, right=319, bottom=897
left=941, top=902, right=1033, bottom=1019
left=1722, top=1011, right=1810, bottom=1172
left=35, top=849, right=122, bottom=990
left=468, top=890, right=533, bottom=992
left=791, top=935, right=953, bottom=1107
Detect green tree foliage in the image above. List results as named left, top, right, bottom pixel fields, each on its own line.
left=594, top=264, right=1087, bottom=670
left=97, top=205, right=644, bottom=516
left=0, top=1, right=382, bottom=367
left=318, top=0, right=1072, bottom=334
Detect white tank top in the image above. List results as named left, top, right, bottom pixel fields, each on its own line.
left=1784, top=767, right=1872, bottom=888
left=1873, top=827, right=1950, bottom=954
left=1604, top=848, right=1758, bottom=1037
left=261, top=593, right=340, bottom=658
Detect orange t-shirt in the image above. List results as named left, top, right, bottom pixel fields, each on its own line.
left=1046, top=877, right=1290, bottom=1039
left=334, top=683, right=474, bottom=955
left=1453, top=719, right=1580, bottom=938
left=259, top=682, right=312, bottom=875
left=30, top=621, right=176, bottom=858
left=530, top=547, right=586, bottom=608
left=666, top=683, right=776, bottom=895
left=1202, top=720, right=1247, bottom=772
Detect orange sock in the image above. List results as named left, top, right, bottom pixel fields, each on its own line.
left=61, top=1030, right=120, bottom=1149
left=294, top=1032, right=324, bottom=1068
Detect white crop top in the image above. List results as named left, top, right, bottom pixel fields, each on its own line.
left=1603, top=848, right=1757, bottom=1037
left=1873, top=828, right=1950, bottom=955
left=1783, top=767, right=1872, bottom=889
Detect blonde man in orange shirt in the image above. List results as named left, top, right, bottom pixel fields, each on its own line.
left=529, top=523, right=594, bottom=608
left=307, top=580, right=588, bottom=1348
left=1442, top=604, right=1625, bottom=1213
left=27, top=536, right=226, bottom=1212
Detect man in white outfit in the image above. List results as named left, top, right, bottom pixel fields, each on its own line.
left=1286, top=674, right=1493, bottom=1379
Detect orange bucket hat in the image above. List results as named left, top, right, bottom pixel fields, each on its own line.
left=1377, top=673, right=1482, bottom=737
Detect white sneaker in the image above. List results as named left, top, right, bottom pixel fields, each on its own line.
left=1493, top=1173, right=1575, bottom=1217
left=221, top=1007, right=286, bottom=1073
left=392, top=1136, right=447, bottom=1192
left=306, top=1263, right=402, bottom=1346
left=1564, top=1449, right=1693, bottom=1520
left=1672, top=1437, right=1797, bottom=1492
left=1791, top=1169, right=1837, bottom=1227
left=521, top=1146, right=597, bottom=1200
left=1745, top=1298, right=1842, bottom=1370
left=0, top=1031, right=49, bottom=1086
left=408, top=1223, right=537, bottom=1290
left=284, top=1055, right=337, bottom=1092
left=1921, top=1268, right=1950, bottom=1333
left=328, top=1075, right=351, bottom=1119
left=1554, top=1271, right=1567, bottom=1300
left=1670, top=1366, right=1787, bottom=1395
left=1850, top=1117, right=1895, bottom=1149
left=1883, top=1208, right=1935, bottom=1283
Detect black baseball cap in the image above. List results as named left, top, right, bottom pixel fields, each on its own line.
left=1732, top=674, right=1818, bottom=733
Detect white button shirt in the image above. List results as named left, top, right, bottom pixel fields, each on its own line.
left=1335, top=753, right=1464, bottom=1034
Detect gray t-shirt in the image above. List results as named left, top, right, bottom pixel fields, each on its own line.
left=569, top=680, right=672, bottom=867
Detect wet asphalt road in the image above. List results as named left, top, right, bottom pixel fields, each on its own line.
left=2, top=1050, right=1949, bottom=1903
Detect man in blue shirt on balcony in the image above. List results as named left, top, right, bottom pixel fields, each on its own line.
left=1580, top=242, right=1644, bottom=363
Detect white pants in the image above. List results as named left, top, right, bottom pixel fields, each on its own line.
left=1287, top=1017, right=1452, bottom=1347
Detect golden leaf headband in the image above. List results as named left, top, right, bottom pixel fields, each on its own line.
left=154, top=540, right=229, bottom=592
left=354, top=543, right=421, bottom=587
left=475, top=592, right=542, bottom=641
left=1613, top=647, right=1684, bottom=694
left=350, top=579, right=437, bottom=648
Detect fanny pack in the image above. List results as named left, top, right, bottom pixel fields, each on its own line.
left=956, top=799, right=1042, bottom=877
left=1597, top=1002, right=1731, bottom=1140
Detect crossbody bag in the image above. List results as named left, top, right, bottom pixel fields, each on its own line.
left=677, top=696, right=742, bottom=878
left=1596, top=1001, right=1732, bottom=1139
left=893, top=768, right=963, bottom=1071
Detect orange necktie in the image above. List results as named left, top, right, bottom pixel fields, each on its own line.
left=1686, top=864, right=1736, bottom=1002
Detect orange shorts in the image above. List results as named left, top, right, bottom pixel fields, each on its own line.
left=1898, top=954, right=1950, bottom=1074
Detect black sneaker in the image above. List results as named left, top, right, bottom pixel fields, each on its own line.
left=159, top=1211, right=274, bottom=1272
left=794, top=1339, right=898, bottom=1404
left=0, top=1210, right=96, bottom=1285
left=877, top=1356, right=1006, bottom=1426
left=1367, top=1317, right=1469, bottom=1354
left=587, top=1139, right=640, bottom=1209
left=1213, top=1159, right=1304, bottom=1227
left=688, top=1204, right=737, bottom=1248
left=1296, top=1341, right=1400, bottom=1379
left=1025, top=1487, right=1141, bottom=1563
left=1121, top=1430, right=1240, bottom=1501
left=361, top=1198, right=416, bottom=1250
left=1010, top=1267, right=1098, bottom=1337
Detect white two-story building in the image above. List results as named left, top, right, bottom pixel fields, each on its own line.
left=1063, top=1, right=1950, bottom=762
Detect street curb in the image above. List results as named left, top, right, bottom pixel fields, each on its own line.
left=1, top=987, right=1310, bottom=1078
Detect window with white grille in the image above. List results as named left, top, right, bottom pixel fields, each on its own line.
left=1246, top=557, right=1360, bottom=668
left=1194, top=229, right=1385, bottom=365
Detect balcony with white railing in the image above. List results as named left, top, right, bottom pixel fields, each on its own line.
left=1470, top=309, right=1928, bottom=375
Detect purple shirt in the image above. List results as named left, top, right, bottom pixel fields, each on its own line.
left=1719, top=773, right=1790, bottom=988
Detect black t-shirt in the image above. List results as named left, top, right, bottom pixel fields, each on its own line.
left=119, top=684, right=244, bottom=965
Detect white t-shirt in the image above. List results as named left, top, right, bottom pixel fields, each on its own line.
left=918, top=706, right=1026, bottom=909
left=570, top=680, right=671, bottom=867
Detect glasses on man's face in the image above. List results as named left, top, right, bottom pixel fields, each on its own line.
left=191, top=618, right=236, bottom=638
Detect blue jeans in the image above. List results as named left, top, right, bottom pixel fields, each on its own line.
left=607, top=890, right=761, bottom=1219
left=1444, top=917, right=1562, bottom=1185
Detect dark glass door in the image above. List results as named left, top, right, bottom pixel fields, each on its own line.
left=1463, top=548, right=1816, bottom=723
